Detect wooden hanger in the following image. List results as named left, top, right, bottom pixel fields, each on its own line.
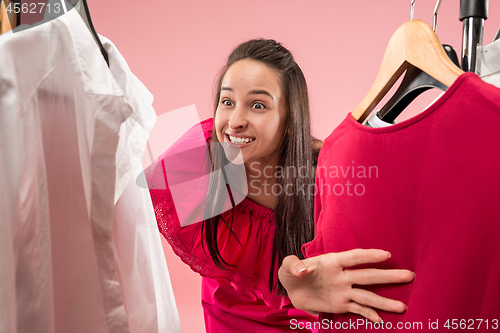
left=377, top=44, right=460, bottom=123
left=377, top=0, right=461, bottom=123
left=351, top=19, right=464, bottom=123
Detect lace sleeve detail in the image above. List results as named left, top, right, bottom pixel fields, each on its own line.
left=148, top=177, right=291, bottom=309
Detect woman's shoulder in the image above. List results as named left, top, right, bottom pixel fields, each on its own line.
left=146, top=118, right=219, bottom=225
left=199, top=117, right=214, bottom=142
left=184, top=117, right=214, bottom=143
left=169, top=117, right=214, bottom=149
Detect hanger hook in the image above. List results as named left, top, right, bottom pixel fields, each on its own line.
left=433, top=0, right=442, bottom=32
left=410, top=0, right=416, bottom=20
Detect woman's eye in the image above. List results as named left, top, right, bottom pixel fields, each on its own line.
left=252, top=102, right=265, bottom=109
left=221, top=100, right=233, bottom=107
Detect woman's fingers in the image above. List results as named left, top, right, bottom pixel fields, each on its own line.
left=346, top=302, right=382, bottom=323
left=346, top=268, right=415, bottom=285
left=349, top=288, right=407, bottom=314
left=332, top=249, right=392, bottom=268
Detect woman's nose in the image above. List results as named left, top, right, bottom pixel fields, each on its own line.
left=228, top=107, right=248, bottom=130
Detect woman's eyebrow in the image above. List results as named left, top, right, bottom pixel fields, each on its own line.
left=221, top=86, right=274, bottom=99
left=248, top=89, right=273, bottom=98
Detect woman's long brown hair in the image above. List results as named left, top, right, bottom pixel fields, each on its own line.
left=201, top=39, right=316, bottom=296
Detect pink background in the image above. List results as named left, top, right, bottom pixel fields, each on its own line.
left=89, top=1, right=500, bottom=332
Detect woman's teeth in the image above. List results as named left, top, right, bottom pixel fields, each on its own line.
left=229, top=135, right=255, bottom=144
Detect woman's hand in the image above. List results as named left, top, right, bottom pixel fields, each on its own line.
left=278, top=249, right=414, bottom=323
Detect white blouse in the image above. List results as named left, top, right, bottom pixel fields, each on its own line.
left=0, top=8, right=180, bottom=333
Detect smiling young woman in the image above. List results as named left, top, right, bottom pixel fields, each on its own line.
left=146, top=39, right=414, bottom=332
left=215, top=58, right=289, bottom=209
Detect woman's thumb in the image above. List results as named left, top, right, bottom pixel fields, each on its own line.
left=282, top=255, right=308, bottom=277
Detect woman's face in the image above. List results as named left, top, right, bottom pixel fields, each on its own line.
left=215, top=59, right=287, bottom=169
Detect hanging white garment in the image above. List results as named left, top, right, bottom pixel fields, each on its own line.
left=113, top=166, right=182, bottom=333
left=100, top=36, right=182, bottom=333
left=479, top=38, right=500, bottom=88
left=0, top=8, right=129, bottom=332
left=99, top=35, right=157, bottom=204
left=0, top=8, right=180, bottom=333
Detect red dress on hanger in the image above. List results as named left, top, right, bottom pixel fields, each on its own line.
left=303, top=72, right=500, bottom=331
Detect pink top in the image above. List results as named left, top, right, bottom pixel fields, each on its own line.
left=146, top=118, right=317, bottom=332
left=303, top=73, right=500, bottom=331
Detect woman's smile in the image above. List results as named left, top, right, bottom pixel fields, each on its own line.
left=224, top=132, right=256, bottom=146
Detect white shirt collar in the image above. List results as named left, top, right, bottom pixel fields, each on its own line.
left=56, top=9, right=124, bottom=96
left=480, top=38, right=500, bottom=79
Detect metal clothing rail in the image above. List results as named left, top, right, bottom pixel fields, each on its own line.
left=460, top=0, right=489, bottom=73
